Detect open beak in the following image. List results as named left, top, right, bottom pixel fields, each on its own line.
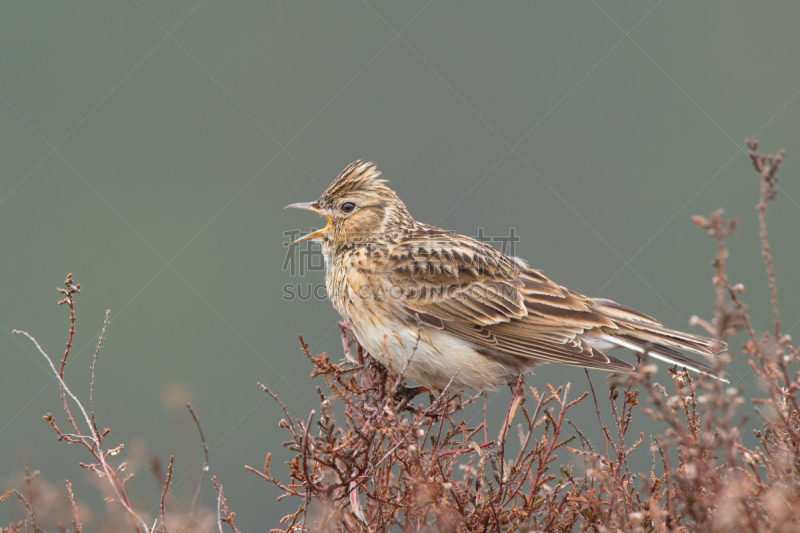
left=285, top=202, right=331, bottom=245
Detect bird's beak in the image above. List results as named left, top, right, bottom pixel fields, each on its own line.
left=285, top=202, right=331, bottom=245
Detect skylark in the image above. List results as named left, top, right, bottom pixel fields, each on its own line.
left=287, top=161, right=726, bottom=391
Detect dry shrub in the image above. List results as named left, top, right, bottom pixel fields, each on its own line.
left=3, top=141, right=799, bottom=532
left=3, top=279, right=218, bottom=533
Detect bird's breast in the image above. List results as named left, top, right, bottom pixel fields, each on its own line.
left=325, top=252, right=389, bottom=326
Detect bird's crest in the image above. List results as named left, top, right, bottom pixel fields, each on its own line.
left=321, top=160, right=391, bottom=202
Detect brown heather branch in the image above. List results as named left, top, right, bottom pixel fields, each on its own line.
left=57, top=274, right=79, bottom=380
left=89, top=310, right=110, bottom=440
left=585, top=369, right=610, bottom=463
left=255, top=329, right=594, bottom=530
left=9, top=489, right=42, bottom=533
left=186, top=403, right=210, bottom=516
left=5, top=277, right=220, bottom=533
left=12, top=315, right=148, bottom=533
left=746, top=139, right=785, bottom=343
left=65, top=480, right=82, bottom=533
left=212, top=477, right=240, bottom=533
left=160, top=456, right=174, bottom=533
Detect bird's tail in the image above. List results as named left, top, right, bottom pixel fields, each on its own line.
left=592, top=299, right=728, bottom=382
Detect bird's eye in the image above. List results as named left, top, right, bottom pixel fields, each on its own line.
left=341, top=202, right=355, bottom=213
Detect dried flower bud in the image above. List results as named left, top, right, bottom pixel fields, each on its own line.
left=642, top=364, right=658, bottom=376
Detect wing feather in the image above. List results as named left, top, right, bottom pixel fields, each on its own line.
left=379, top=225, right=725, bottom=378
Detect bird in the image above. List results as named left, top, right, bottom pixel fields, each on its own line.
left=286, top=160, right=727, bottom=391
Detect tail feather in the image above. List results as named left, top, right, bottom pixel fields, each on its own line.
left=592, top=298, right=728, bottom=382
left=599, top=333, right=728, bottom=382
left=620, top=325, right=722, bottom=356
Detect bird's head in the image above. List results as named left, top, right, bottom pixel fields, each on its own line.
left=286, top=160, right=411, bottom=247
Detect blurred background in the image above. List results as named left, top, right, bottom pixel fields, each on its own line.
left=1, top=1, right=799, bottom=529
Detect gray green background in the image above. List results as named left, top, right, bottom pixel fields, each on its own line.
left=2, top=1, right=799, bottom=529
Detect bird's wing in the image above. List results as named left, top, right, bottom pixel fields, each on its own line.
left=378, top=229, right=724, bottom=377
left=378, top=231, right=636, bottom=372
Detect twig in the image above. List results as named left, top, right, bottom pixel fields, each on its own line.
left=65, top=479, right=82, bottom=533
left=338, top=321, right=358, bottom=364
left=388, top=313, right=424, bottom=397
left=57, top=273, right=79, bottom=379
left=90, top=310, right=111, bottom=440
left=483, top=393, right=489, bottom=444
left=160, top=456, right=174, bottom=533
left=10, top=489, right=42, bottom=533
left=187, top=403, right=210, bottom=515
left=216, top=482, right=223, bottom=533
left=212, top=476, right=240, bottom=533
left=585, top=370, right=609, bottom=462
left=747, top=139, right=784, bottom=342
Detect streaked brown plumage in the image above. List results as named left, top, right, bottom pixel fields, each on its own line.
left=286, top=161, right=726, bottom=390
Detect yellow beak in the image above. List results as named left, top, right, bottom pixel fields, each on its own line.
left=285, top=202, right=331, bottom=245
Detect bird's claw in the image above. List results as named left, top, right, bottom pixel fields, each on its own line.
left=393, top=385, right=428, bottom=410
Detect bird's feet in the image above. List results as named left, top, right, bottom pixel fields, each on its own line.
left=393, top=385, right=429, bottom=410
